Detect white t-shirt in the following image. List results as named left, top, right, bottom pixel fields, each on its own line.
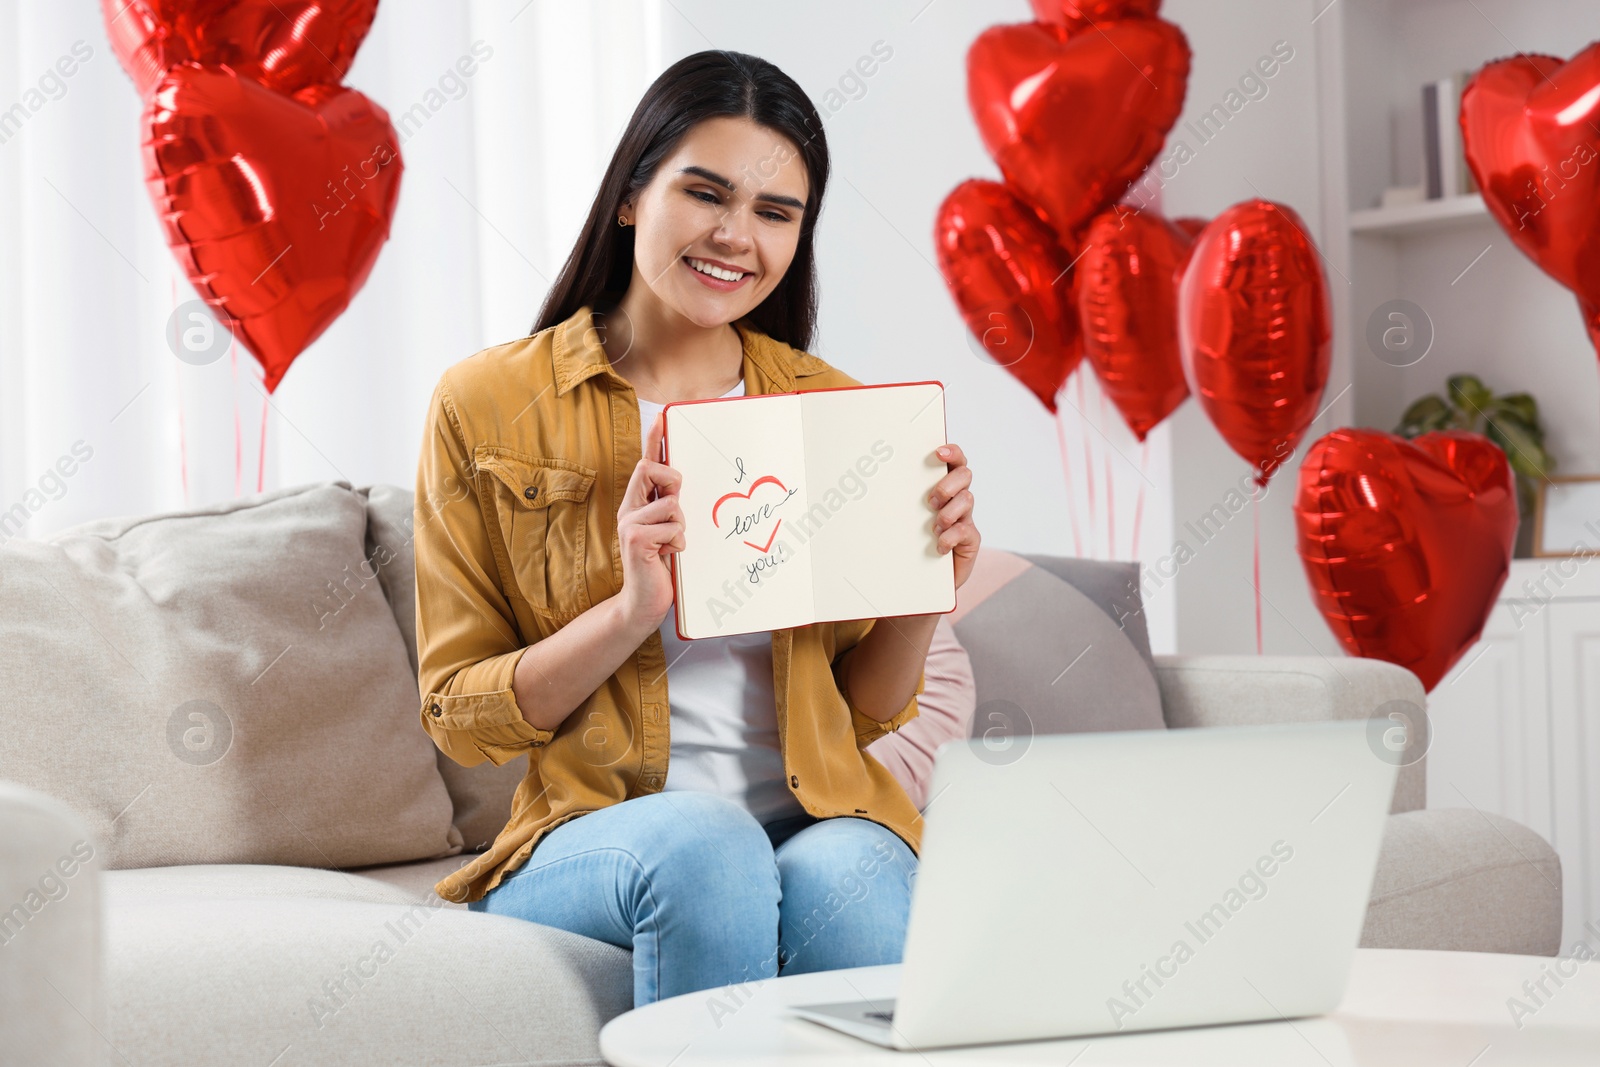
left=635, top=379, right=806, bottom=824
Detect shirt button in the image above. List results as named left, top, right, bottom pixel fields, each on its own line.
left=523, top=485, right=539, bottom=501
left=430, top=704, right=442, bottom=717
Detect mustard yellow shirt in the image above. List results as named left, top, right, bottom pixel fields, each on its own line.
left=415, top=304, right=925, bottom=904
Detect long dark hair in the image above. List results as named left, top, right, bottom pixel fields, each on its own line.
left=531, top=50, right=829, bottom=351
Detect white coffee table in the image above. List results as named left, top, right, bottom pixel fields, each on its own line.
left=599, top=948, right=1600, bottom=1065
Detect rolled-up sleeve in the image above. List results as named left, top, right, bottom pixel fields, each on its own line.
left=414, top=377, right=553, bottom=767
left=832, top=617, right=924, bottom=748
left=864, top=618, right=975, bottom=809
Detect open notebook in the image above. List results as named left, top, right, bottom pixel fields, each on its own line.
left=661, top=380, right=956, bottom=639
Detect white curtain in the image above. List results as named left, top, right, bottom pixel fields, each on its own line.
left=0, top=0, right=660, bottom=539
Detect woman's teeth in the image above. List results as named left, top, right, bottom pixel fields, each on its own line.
left=686, top=257, right=746, bottom=282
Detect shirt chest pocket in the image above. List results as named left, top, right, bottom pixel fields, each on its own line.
left=475, top=448, right=598, bottom=621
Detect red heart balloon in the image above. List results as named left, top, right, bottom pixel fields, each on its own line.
left=1295, top=428, right=1518, bottom=693
left=967, top=18, right=1190, bottom=244
left=1172, top=216, right=1208, bottom=240
left=1460, top=43, right=1600, bottom=331
left=103, top=0, right=378, bottom=96
left=1028, top=0, right=1163, bottom=32
left=1178, top=199, right=1331, bottom=486
left=1074, top=208, right=1194, bottom=441
left=143, top=65, right=403, bottom=391
left=102, top=0, right=185, bottom=97
left=935, top=179, right=1082, bottom=413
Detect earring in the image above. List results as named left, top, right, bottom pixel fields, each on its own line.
left=617, top=215, right=628, bottom=227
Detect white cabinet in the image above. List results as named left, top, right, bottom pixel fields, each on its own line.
left=1547, top=601, right=1600, bottom=954
left=1428, top=596, right=1551, bottom=835
left=1429, top=558, right=1597, bottom=950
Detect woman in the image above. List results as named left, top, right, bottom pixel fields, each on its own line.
left=413, top=49, right=980, bottom=1008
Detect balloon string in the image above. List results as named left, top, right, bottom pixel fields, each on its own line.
left=1053, top=399, right=1084, bottom=557
left=171, top=275, right=188, bottom=505
left=1077, top=371, right=1096, bottom=558
left=1099, top=386, right=1114, bottom=558
left=1252, top=487, right=1264, bottom=655
left=1131, top=437, right=1148, bottom=559
left=230, top=335, right=241, bottom=497
left=257, top=390, right=268, bottom=493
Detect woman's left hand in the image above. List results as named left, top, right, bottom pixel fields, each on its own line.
left=930, top=442, right=980, bottom=589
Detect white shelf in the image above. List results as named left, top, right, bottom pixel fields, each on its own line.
left=1349, top=194, right=1489, bottom=236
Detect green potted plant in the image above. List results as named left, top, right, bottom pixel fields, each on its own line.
left=1395, top=373, right=1553, bottom=558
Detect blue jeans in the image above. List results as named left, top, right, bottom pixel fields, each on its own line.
left=468, top=791, right=918, bottom=1007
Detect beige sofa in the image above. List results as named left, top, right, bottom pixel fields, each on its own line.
left=0, top=480, right=1562, bottom=1066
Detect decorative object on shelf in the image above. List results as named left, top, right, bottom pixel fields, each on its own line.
left=1532, top=475, right=1600, bottom=558
left=1177, top=199, right=1332, bottom=489
left=1073, top=207, right=1196, bottom=441
left=1295, top=428, right=1518, bottom=693
left=935, top=179, right=1083, bottom=413
left=1460, top=41, right=1600, bottom=360
left=1421, top=71, right=1479, bottom=200
left=105, top=0, right=403, bottom=394
left=965, top=13, right=1191, bottom=247
left=1380, top=185, right=1425, bottom=209
left=1396, top=373, right=1552, bottom=559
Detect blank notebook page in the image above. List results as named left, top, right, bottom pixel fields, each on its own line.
left=803, top=382, right=953, bottom=620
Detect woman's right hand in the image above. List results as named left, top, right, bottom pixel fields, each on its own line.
left=615, top=410, right=685, bottom=630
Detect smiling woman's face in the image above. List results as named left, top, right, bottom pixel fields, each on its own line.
left=623, top=115, right=810, bottom=329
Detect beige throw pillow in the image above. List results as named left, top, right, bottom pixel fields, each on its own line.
left=0, top=481, right=462, bottom=869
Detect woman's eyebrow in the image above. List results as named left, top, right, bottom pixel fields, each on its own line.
left=678, top=165, right=805, bottom=210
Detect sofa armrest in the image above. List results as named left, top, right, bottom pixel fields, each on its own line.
left=1152, top=654, right=1427, bottom=815
left=0, top=781, right=103, bottom=1065
left=1361, top=809, right=1563, bottom=955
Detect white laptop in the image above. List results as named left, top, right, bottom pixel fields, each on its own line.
left=788, top=719, right=1399, bottom=1050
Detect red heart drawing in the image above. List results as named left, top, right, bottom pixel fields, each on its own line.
left=712, top=475, right=790, bottom=552
left=102, top=0, right=378, bottom=96
left=1294, top=428, right=1518, bottom=693
left=1460, top=44, right=1600, bottom=316
left=143, top=65, right=403, bottom=391
left=967, top=18, right=1190, bottom=244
